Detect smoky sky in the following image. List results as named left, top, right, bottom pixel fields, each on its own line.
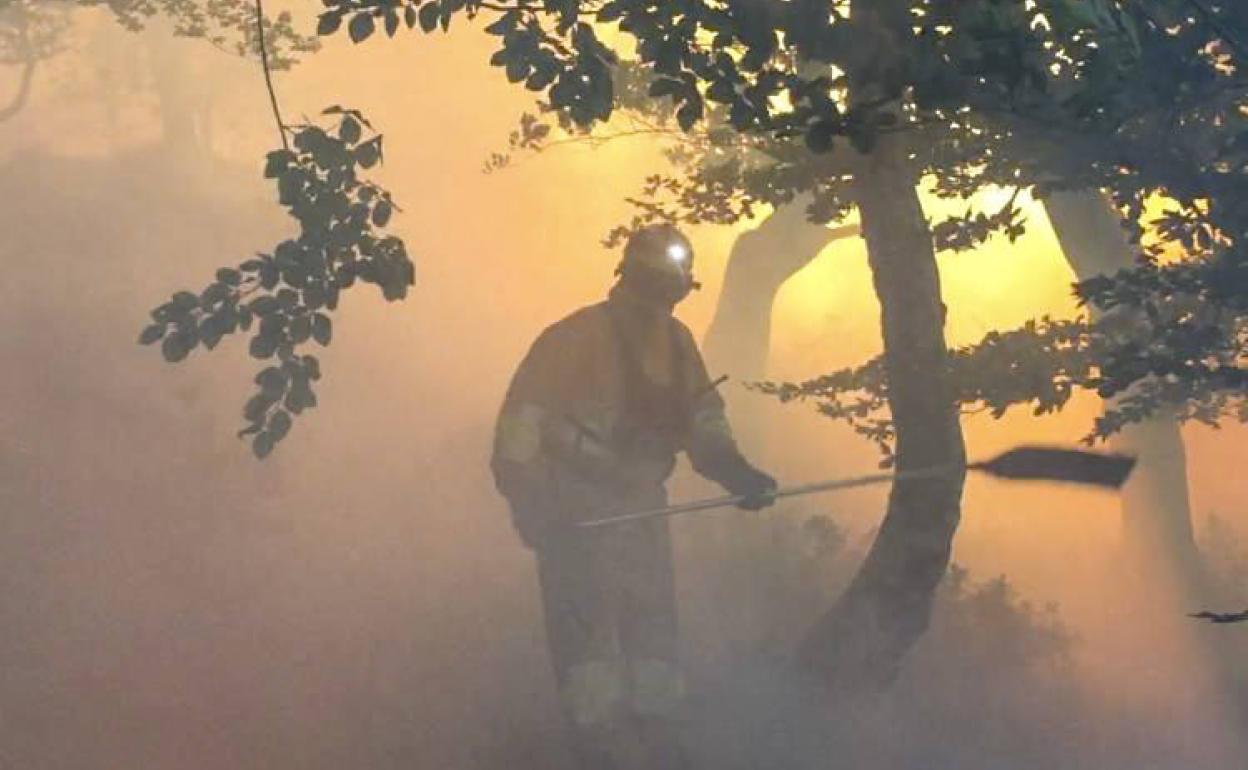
left=2, top=9, right=1248, bottom=769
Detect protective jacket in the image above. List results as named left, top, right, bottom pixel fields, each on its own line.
left=492, top=288, right=755, bottom=540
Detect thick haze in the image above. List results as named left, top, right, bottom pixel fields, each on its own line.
left=3, top=9, right=1248, bottom=769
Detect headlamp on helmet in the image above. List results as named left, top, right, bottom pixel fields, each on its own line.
left=617, top=224, right=699, bottom=306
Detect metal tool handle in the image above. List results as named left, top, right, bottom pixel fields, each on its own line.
left=577, top=465, right=958, bottom=529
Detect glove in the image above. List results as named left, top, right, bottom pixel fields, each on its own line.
left=721, top=461, right=778, bottom=511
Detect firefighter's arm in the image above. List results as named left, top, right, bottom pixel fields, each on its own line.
left=679, top=327, right=778, bottom=510
left=493, top=401, right=558, bottom=547
left=492, top=327, right=568, bottom=546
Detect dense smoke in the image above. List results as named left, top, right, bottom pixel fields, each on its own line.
left=2, top=9, right=1247, bottom=769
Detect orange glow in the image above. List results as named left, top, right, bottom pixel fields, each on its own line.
left=5, top=9, right=1248, bottom=767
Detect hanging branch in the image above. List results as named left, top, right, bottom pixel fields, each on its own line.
left=255, top=0, right=289, bottom=150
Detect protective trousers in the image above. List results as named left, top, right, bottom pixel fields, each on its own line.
left=534, top=517, right=687, bottom=769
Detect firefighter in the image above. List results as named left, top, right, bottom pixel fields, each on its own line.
left=491, top=224, right=777, bottom=768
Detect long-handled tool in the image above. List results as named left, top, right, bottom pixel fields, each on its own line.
left=577, top=446, right=1137, bottom=529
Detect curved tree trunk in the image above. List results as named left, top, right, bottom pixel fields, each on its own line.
left=703, top=199, right=858, bottom=437
left=0, top=56, right=36, bottom=124
left=1044, top=191, right=1203, bottom=593
left=703, top=200, right=858, bottom=380
left=796, top=128, right=967, bottom=692
left=696, top=201, right=857, bottom=653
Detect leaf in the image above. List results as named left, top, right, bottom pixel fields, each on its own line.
left=316, top=12, right=342, bottom=36
left=256, top=366, right=288, bottom=398
left=244, top=393, right=272, bottom=422
left=348, top=12, right=375, bottom=43
left=138, top=324, right=164, bottom=345
left=172, top=291, right=199, bottom=311
left=805, top=121, right=836, bottom=154
left=250, top=296, right=281, bottom=316
left=303, top=283, right=326, bottom=310
left=312, top=313, right=333, bottom=346
left=269, top=410, right=292, bottom=442
left=506, top=56, right=530, bottom=83
left=290, top=314, right=313, bottom=344
left=355, top=138, right=382, bottom=169
left=648, top=77, right=682, bottom=98
left=263, top=150, right=295, bottom=179
left=250, top=333, right=279, bottom=360
left=253, top=431, right=275, bottom=459
left=405, top=5, right=417, bottom=28
left=676, top=99, right=703, bottom=131
left=200, top=282, right=231, bottom=307
left=199, top=316, right=225, bottom=350
left=278, top=170, right=304, bottom=205
left=237, top=421, right=264, bottom=439
left=419, top=2, right=439, bottom=32
left=339, top=115, right=362, bottom=145
left=484, top=10, right=519, bottom=35
left=161, top=332, right=192, bottom=363
left=372, top=200, right=393, bottom=227
left=285, top=380, right=318, bottom=414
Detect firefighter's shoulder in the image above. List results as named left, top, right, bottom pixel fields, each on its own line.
left=667, top=314, right=701, bottom=352
left=530, top=301, right=611, bottom=349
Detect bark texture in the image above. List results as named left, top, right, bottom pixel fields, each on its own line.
left=796, top=129, right=967, bottom=691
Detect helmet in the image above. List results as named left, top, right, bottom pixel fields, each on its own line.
left=616, top=224, right=699, bottom=305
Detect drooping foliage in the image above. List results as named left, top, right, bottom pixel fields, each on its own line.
left=139, top=108, right=414, bottom=456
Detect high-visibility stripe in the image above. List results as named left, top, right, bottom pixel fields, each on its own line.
left=495, top=402, right=545, bottom=464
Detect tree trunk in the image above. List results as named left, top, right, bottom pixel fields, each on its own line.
left=145, top=21, right=212, bottom=159
left=1043, top=191, right=1203, bottom=593
left=694, top=201, right=857, bottom=653
left=796, top=129, right=967, bottom=691
left=1, top=4, right=37, bottom=125
left=703, top=199, right=858, bottom=438
left=0, top=57, right=35, bottom=124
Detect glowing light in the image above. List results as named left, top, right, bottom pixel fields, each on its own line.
left=666, top=243, right=689, bottom=263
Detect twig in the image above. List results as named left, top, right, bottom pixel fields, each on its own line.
left=255, top=0, right=289, bottom=151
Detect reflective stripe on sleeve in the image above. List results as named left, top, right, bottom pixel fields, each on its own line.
left=495, top=402, right=546, bottom=464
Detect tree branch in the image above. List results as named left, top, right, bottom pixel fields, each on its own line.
left=255, top=0, right=289, bottom=150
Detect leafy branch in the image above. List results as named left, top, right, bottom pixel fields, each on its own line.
left=139, top=108, right=413, bottom=457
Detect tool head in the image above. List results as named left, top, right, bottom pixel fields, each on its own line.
left=969, top=446, right=1137, bottom=489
